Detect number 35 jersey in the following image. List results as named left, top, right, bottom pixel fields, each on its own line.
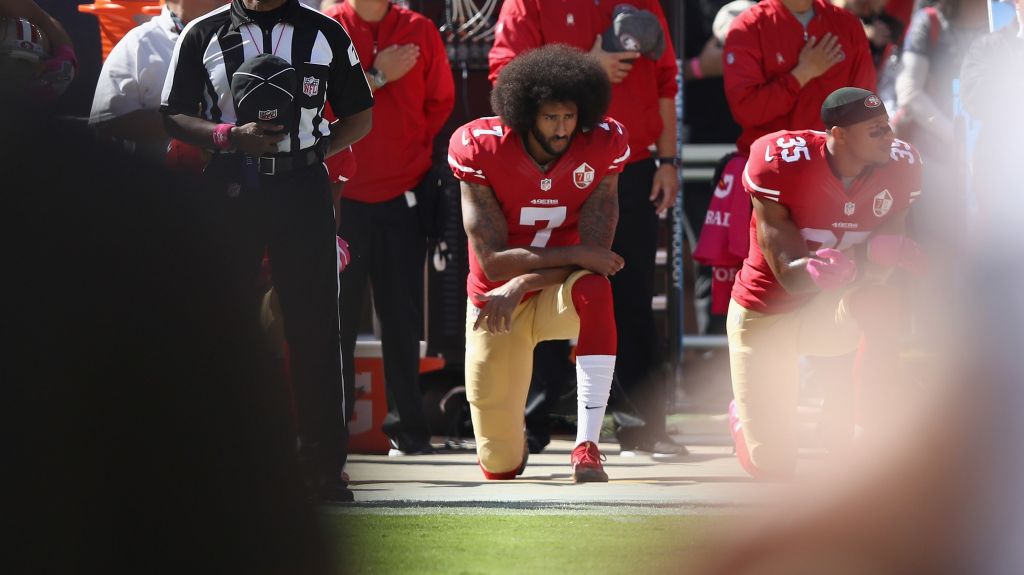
left=733, top=129, right=923, bottom=313
left=448, top=115, right=630, bottom=306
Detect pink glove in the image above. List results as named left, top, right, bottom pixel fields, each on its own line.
left=868, top=234, right=928, bottom=277
left=337, top=236, right=351, bottom=273
left=806, top=248, right=857, bottom=290
left=32, top=45, right=77, bottom=102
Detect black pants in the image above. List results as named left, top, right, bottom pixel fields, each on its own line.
left=338, top=194, right=429, bottom=451
left=211, top=159, right=345, bottom=484
left=610, top=158, right=666, bottom=439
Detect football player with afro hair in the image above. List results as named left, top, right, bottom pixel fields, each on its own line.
left=448, top=45, right=631, bottom=482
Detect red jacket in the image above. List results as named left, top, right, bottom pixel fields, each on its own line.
left=488, top=0, right=678, bottom=163
left=723, top=0, right=876, bottom=155
left=324, top=2, right=454, bottom=203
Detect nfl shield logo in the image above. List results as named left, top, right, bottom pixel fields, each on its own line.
left=540, top=178, right=552, bottom=191
left=302, top=76, right=319, bottom=97
left=573, top=162, right=595, bottom=189
left=873, top=189, right=893, bottom=217
left=844, top=201, right=856, bottom=216
left=258, top=109, right=278, bottom=121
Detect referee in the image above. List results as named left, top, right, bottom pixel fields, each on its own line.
left=161, top=0, right=373, bottom=503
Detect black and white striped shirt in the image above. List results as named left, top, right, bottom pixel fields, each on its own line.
left=160, top=0, right=373, bottom=154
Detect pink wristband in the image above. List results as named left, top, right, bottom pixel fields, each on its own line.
left=212, top=123, right=233, bottom=150
left=689, top=57, right=704, bottom=80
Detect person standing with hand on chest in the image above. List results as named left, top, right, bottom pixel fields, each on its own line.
left=323, top=0, right=454, bottom=456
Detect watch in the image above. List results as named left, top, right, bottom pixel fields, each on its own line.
left=368, top=66, right=387, bottom=89
left=657, top=156, right=681, bottom=168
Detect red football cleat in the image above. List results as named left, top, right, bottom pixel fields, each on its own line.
left=571, top=441, right=608, bottom=483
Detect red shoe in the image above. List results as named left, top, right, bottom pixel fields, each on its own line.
left=571, top=441, right=608, bottom=483
left=729, top=400, right=761, bottom=478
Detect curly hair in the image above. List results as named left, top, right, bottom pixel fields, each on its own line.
left=490, top=44, right=611, bottom=138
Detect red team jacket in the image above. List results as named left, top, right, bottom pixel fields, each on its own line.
left=733, top=130, right=922, bottom=314
left=488, top=0, right=676, bottom=163
left=448, top=116, right=631, bottom=306
left=324, top=2, right=454, bottom=203
left=724, top=0, right=877, bottom=155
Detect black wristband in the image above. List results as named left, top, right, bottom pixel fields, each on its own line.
left=657, top=156, right=681, bottom=168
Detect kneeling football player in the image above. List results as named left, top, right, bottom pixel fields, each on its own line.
left=728, top=87, right=928, bottom=478
left=448, top=45, right=630, bottom=482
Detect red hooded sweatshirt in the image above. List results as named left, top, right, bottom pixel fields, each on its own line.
left=324, top=2, right=454, bottom=202
left=723, top=0, right=876, bottom=155
left=488, top=0, right=678, bottom=163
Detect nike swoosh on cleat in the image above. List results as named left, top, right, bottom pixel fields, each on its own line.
left=584, top=405, right=604, bottom=410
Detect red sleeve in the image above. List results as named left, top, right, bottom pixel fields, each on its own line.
left=487, top=0, right=543, bottom=85
left=604, top=119, right=631, bottom=175
left=447, top=124, right=489, bottom=184
left=326, top=147, right=356, bottom=183
left=645, top=0, right=679, bottom=99
left=742, top=136, right=786, bottom=203
left=421, top=22, right=455, bottom=141
left=846, top=15, right=878, bottom=92
left=723, top=15, right=802, bottom=130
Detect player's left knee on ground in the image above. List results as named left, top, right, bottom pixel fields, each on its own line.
left=571, top=273, right=616, bottom=356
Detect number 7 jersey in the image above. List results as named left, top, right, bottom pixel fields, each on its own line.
left=733, top=129, right=923, bottom=313
left=448, top=115, right=631, bottom=306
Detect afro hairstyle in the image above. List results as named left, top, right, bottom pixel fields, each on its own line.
left=490, top=44, right=611, bottom=138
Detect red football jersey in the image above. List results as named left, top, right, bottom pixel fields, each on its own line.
left=448, top=115, right=631, bottom=306
left=732, top=130, right=923, bottom=313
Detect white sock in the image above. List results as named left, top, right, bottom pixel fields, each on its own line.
left=575, top=354, right=616, bottom=446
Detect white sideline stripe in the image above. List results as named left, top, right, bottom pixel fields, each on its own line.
left=743, top=164, right=781, bottom=196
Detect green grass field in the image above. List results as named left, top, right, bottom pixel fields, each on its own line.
left=325, top=512, right=716, bottom=575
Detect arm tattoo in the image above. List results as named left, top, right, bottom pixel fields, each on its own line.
left=461, top=181, right=508, bottom=260
left=578, top=175, right=619, bottom=249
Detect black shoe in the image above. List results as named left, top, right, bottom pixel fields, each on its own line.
left=644, top=437, right=689, bottom=461
left=387, top=436, right=437, bottom=456
left=526, top=430, right=549, bottom=454
left=316, top=480, right=354, bottom=504
left=620, top=434, right=689, bottom=462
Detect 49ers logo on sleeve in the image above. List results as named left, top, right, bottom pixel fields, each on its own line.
left=573, top=162, right=595, bottom=189
left=302, top=76, right=319, bottom=97
left=873, top=189, right=893, bottom=217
